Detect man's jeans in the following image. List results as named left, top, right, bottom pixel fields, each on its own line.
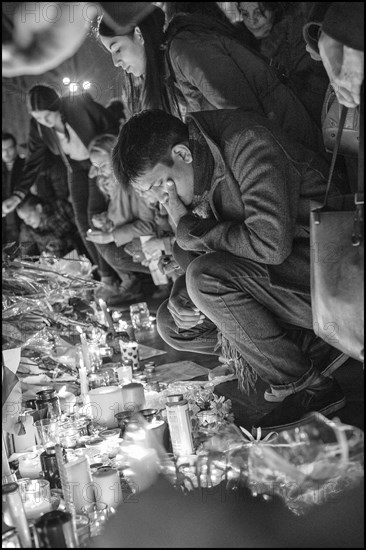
left=157, top=252, right=319, bottom=396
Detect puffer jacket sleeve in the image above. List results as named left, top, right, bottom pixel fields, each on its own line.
left=169, top=32, right=264, bottom=113
left=177, top=125, right=305, bottom=265
left=112, top=191, right=157, bottom=248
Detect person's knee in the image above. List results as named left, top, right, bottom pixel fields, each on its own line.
left=186, top=252, right=226, bottom=308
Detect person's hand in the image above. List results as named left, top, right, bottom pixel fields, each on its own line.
left=167, top=293, right=205, bottom=330
left=2, top=2, right=98, bottom=77
left=86, top=229, right=114, bottom=244
left=141, top=237, right=164, bottom=260
left=2, top=195, right=21, bottom=217
left=91, top=215, right=105, bottom=230
left=160, top=181, right=188, bottom=227
left=319, top=31, right=364, bottom=108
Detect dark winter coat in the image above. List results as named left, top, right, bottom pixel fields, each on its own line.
left=165, top=14, right=323, bottom=152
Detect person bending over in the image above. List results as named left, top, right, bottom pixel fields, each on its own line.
left=16, top=194, right=81, bottom=258
left=112, top=108, right=348, bottom=435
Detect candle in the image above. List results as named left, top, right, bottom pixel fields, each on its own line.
left=18, top=478, right=53, bottom=521
left=58, top=389, right=76, bottom=416
left=12, top=414, right=37, bottom=453
left=98, top=299, right=115, bottom=335
left=76, top=327, right=92, bottom=372
left=79, top=367, right=89, bottom=401
left=121, top=383, right=145, bottom=413
left=119, top=341, right=140, bottom=371
left=18, top=452, right=42, bottom=479
left=116, top=364, right=133, bottom=385
left=92, top=467, right=122, bottom=509
left=86, top=386, right=123, bottom=428
left=64, top=455, right=95, bottom=513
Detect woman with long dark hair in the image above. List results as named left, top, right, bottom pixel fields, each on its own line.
left=2, top=84, right=119, bottom=281
left=98, top=5, right=172, bottom=115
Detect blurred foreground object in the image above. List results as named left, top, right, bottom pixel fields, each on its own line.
left=318, top=2, right=364, bottom=108
left=2, top=2, right=154, bottom=77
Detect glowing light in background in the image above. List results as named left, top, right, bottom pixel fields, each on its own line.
left=82, top=81, right=91, bottom=90
left=69, top=82, right=79, bottom=92
left=62, top=77, right=71, bottom=85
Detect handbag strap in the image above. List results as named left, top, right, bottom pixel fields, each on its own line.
left=353, top=86, right=364, bottom=246
left=322, top=104, right=348, bottom=209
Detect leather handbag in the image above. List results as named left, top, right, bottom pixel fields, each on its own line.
left=322, top=84, right=360, bottom=158
left=310, top=100, right=364, bottom=362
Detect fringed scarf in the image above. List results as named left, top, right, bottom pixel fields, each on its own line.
left=215, top=331, right=258, bottom=395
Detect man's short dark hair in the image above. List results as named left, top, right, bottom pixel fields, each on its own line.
left=112, top=109, right=188, bottom=188
left=2, top=132, right=16, bottom=146
left=16, top=194, right=44, bottom=212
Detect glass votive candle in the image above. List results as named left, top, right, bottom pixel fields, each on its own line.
left=18, top=452, right=42, bottom=479
left=18, top=478, right=52, bottom=521
left=74, top=514, right=91, bottom=548
left=34, top=419, right=60, bottom=450
left=59, top=427, right=79, bottom=449
left=129, top=302, right=151, bottom=330
left=81, top=502, right=109, bottom=537
left=88, top=343, right=102, bottom=372
left=116, top=364, right=133, bottom=385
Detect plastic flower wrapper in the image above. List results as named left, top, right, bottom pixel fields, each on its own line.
left=246, top=412, right=364, bottom=515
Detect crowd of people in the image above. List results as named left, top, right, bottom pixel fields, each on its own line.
left=2, top=2, right=364, bottom=435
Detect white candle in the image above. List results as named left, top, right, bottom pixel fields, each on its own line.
left=58, top=391, right=77, bottom=415
left=98, top=299, right=115, bottom=334
left=121, top=383, right=145, bottom=413
left=64, top=455, right=95, bottom=513
left=79, top=367, right=89, bottom=399
left=86, top=386, right=123, bottom=428
left=116, top=364, right=133, bottom=385
left=92, top=467, right=122, bottom=508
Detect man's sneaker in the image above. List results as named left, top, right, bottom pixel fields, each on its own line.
left=264, top=348, right=349, bottom=403
left=252, top=378, right=346, bottom=437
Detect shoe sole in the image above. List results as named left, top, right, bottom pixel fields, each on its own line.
left=264, top=352, right=349, bottom=403
left=252, top=396, right=346, bottom=437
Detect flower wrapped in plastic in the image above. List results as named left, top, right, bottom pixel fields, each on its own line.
left=246, top=412, right=364, bottom=515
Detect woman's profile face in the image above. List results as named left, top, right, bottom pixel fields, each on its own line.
left=237, top=2, right=274, bottom=39
left=89, top=150, right=117, bottom=196
left=101, top=29, right=146, bottom=77
left=30, top=109, right=59, bottom=128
